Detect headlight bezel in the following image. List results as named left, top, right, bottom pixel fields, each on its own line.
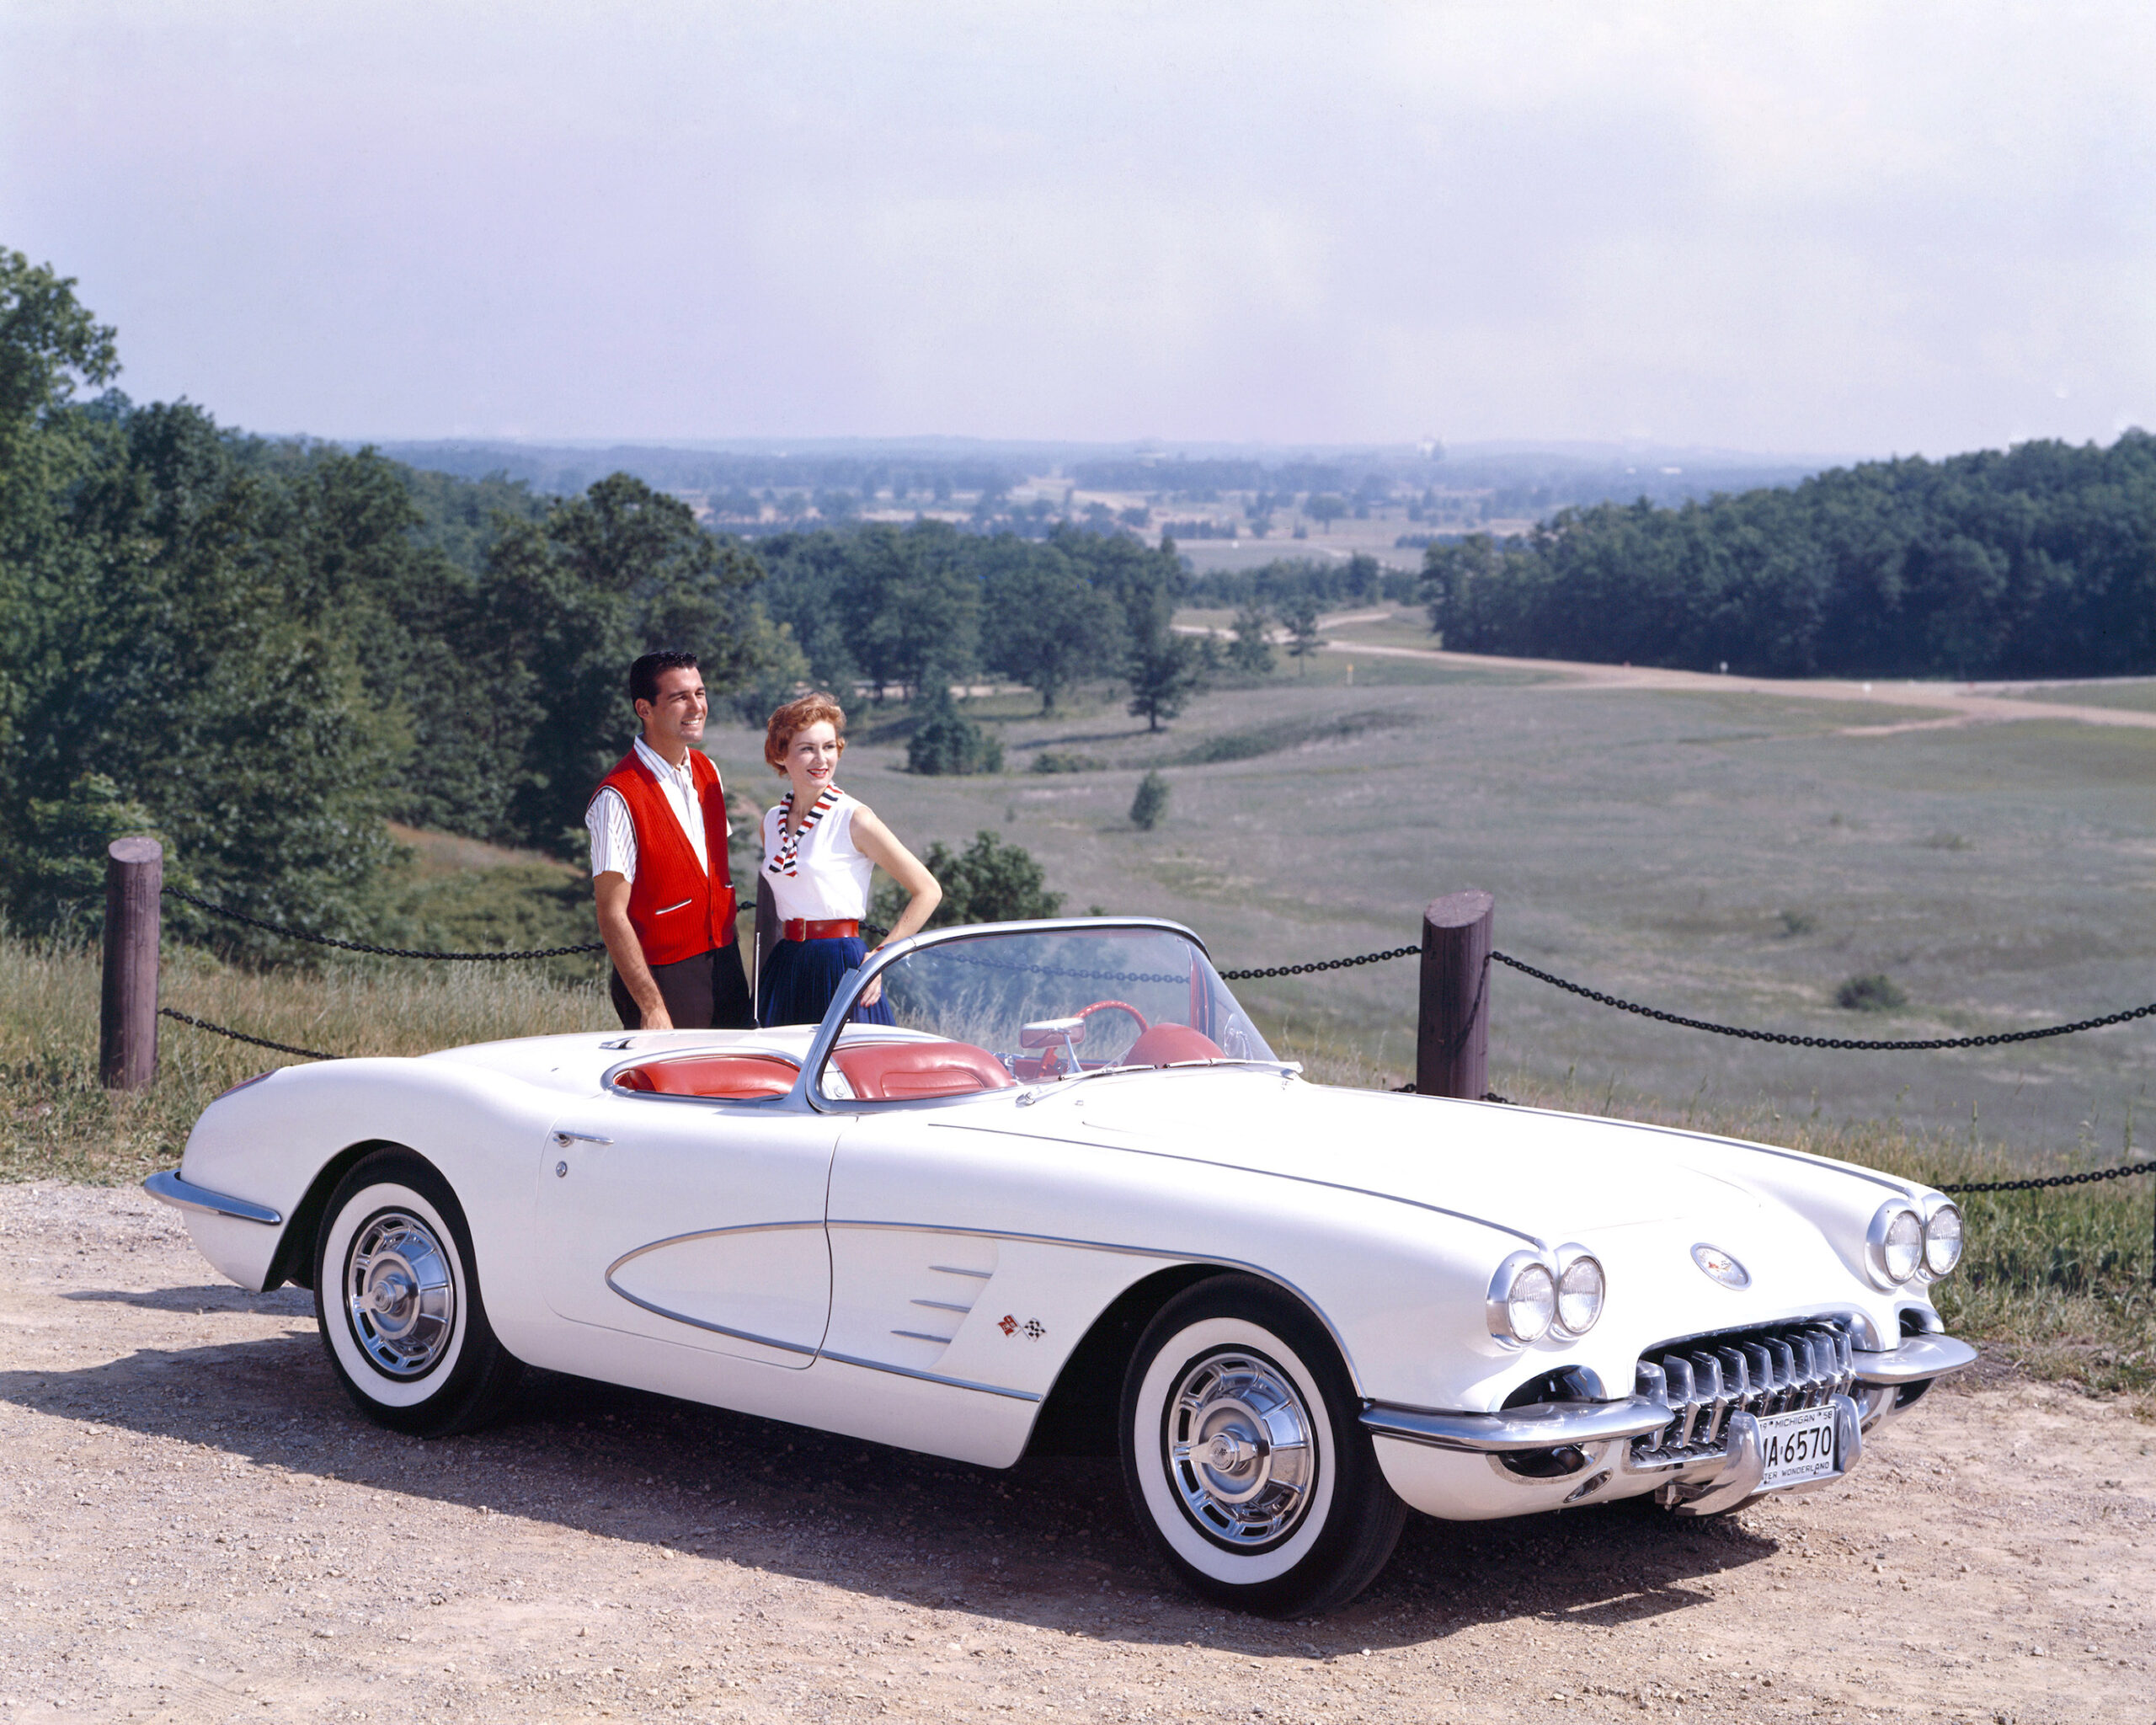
left=1921, top=1199, right=1964, bottom=1279
left=1486, top=1250, right=1556, bottom=1346
left=1865, top=1200, right=1925, bottom=1287
left=1486, top=1247, right=1604, bottom=1345
left=1553, top=1246, right=1605, bottom=1338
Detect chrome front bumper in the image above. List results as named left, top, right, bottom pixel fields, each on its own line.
left=1362, top=1330, right=1975, bottom=1513
left=143, top=1169, right=283, bottom=1226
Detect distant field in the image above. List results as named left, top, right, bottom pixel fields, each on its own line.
left=705, top=660, right=2156, bottom=1155
left=2005, top=679, right=2156, bottom=714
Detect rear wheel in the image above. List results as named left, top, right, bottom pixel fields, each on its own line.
left=1119, top=1275, right=1405, bottom=1616
left=313, top=1149, right=521, bottom=1437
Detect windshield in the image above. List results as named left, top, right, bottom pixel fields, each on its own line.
left=814, top=925, right=1277, bottom=1103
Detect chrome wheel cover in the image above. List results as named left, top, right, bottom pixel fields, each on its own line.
left=344, top=1210, right=456, bottom=1377
left=1164, top=1349, right=1317, bottom=1549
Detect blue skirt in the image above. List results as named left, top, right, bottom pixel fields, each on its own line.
left=758, top=935, right=895, bottom=1028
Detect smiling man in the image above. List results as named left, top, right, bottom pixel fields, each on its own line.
left=585, top=650, right=753, bottom=1031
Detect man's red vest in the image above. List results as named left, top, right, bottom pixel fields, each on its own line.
left=590, top=749, right=739, bottom=966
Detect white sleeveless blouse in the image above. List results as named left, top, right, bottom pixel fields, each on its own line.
left=760, top=791, right=875, bottom=924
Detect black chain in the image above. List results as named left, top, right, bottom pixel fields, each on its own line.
left=159, top=884, right=773, bottom=961
left=1940, top=1160, right=2155, bottom=1194
left=160, top=1007, right=337, bottom=1061
left=1490, top=950, right=2156, bottom=1052
left=1219, top=943, right=1421, bottom=982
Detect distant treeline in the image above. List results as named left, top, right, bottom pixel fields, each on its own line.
left=750, top=519, right=1197, bottom=722
left=1183, top=553, right=1417, bottom=611
left=380, top=441, right=1023, bottom=505
left=1428, top=434, right=2156, bottom=677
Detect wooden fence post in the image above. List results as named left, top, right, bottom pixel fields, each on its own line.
left=99, top=837, right=163, bottom=1091
left=1416, top=890, right=1494, bottom=1100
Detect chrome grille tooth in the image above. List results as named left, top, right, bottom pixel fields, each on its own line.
left=1741, top=1343, right=1774, bottom=1417
left=1661, top=1355, right=1699, bottom=1447
left=1688, top=1353, right=1726, bottom=1449
left=1633, top=1360, right=1679, bottom=1454
left=1764, top=1338, right=1796, bottom=1413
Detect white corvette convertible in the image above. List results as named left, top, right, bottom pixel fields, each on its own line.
left=150, top=918, right=1975, bottom=1615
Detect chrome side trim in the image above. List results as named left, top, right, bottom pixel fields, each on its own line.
left=606, top=1219, right=828, bottom=1273
left=910, top=1298, right=972, bottom=1313
left=142, top=1169, right=283, bottom=1227
left=817, top=1348, right=1043, bottom=1402
left=602, top=1221, right=831, bottom=1356
left=889, top=1328, right=955, bottom=1343
left=930, top=1264, right=995, bottom=1279
left=1360, top=1396, right=1673, bottom=1453
left=599, top=1283, right=820, bottom=1356
left=825, top=1218, right=1370, bottom=1397
left=1850, top=1332, right=1977, bottom=1386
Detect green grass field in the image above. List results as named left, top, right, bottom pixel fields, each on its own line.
left=705, top=655, right=2156, bottom=1156
left=2006, top=678, right=2156, bottom=714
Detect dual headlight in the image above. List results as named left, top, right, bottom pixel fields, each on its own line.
left=1487, top=1247, right=1604, bottom=1345
left=1866, top=1198, right=1963, bottom=1287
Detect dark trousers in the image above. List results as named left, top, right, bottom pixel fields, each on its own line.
left=609, top=943, right=755, bottom=1031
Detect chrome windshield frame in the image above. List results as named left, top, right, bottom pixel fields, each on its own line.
left=800, top=916, right=1217, bottom=1114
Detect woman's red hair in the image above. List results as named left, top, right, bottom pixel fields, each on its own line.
left=764, top=693, right=848, bottom=774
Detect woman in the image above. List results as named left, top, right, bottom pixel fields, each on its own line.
left=756, top=692, right=942, bottom=1027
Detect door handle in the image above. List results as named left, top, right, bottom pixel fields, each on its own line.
left=552, top=1130, right=612, bottom=1147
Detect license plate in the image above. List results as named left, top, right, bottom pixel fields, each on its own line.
left=1757, top=1403, right=1840, bottom=1489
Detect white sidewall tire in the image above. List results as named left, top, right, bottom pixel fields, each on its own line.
left=318, top=1178, right=472, bottom=1412
left=1129, top=1314, right=1341, bottom=1588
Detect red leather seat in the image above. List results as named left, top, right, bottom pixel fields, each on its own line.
left=1123, top=1024, right=1224, bottom=1067
left=832, top=1040, right=1015, bottom=1101
left=614, top=1053, right=800, bottom=1099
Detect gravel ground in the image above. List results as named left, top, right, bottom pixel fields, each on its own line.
left=2, top=1182, right=2150, bottom=1725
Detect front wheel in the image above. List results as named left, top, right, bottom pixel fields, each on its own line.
left=313, top=1149, right=522, bottom=1438
left=1120, top=1275, right=1405, bottom=1616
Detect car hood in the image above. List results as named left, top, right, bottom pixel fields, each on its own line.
left=1022, top=1069, right=1804, bottom=1245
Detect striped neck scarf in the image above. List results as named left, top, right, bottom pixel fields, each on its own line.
left=767, top=785, right=841, bottom=877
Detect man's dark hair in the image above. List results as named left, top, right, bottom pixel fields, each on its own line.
left=630, top=649, right=700, bottom=709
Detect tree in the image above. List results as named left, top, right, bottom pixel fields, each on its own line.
left=1125, top=622, right=1209, bottom=730
left=1281, top=594, right=1323, bottom=673
left=1304, top=493, right=1348, bottom=528
left=832, top=521, right=980, bottom=700
left=1226, top=602, right=1276, bottom=676
left=1129, top=770, right=1169, bottom=830
left=905, top=672, right=1004, bottom=775
left=477, top=473, right=770, bottom=853
left=979, top=541, right=1126, bottom=713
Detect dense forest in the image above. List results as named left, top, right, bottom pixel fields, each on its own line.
left=1426, top=435, right=2156, bottom=677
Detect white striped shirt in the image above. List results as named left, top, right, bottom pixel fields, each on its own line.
left=586, top=737, right=729, bottom=884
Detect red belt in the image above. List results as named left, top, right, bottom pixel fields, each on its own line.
left=781, top=917, right=861, bottom=943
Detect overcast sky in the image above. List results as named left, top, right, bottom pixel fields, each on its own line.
left=3, top=1, right=2151, bottom=457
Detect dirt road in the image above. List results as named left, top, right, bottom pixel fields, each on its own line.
left=3, top=1182, right=2149, bottom=1724
left=1304, top=613, right=2156, bottom=735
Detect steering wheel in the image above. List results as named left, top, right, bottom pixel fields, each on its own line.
left=1077, top=999, right=1150, bottom=1036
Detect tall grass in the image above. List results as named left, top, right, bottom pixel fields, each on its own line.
left=2, top=936, right=2145, bottom=1401
left=0, top=937, right=608, bottom=1184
